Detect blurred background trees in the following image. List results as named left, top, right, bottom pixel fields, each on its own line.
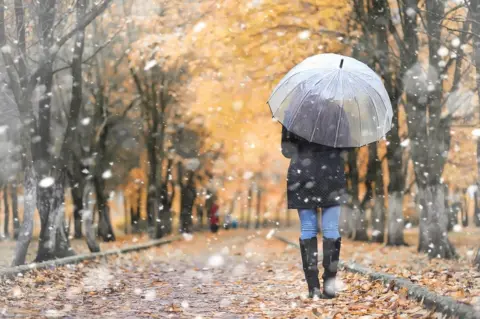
left=0, top=0, right=478, bottom=266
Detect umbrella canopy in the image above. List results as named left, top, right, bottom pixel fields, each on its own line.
left=268, top=53, right=393, bottom=148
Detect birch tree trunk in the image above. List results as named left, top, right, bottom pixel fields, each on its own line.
left=255, top=188, right=262, bottom=229
left=71, top=186, right=84, bottom=238
left=11, top=181, right=20, bottom=240
left=83, top=180, right=100, bottom=252
left=12, top=164, right=36, bottom=266
left=3, top=185, right=9, bottom=237
left=417, top=185, right=456, bottom=259
left=387, top=192, right=405, bottom=245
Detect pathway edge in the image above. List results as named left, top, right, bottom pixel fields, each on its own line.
left=0, top=235, right=182, bottom=278
left=274, top=234, right=479, bottom=319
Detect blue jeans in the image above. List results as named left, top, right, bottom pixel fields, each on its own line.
left=298, top=206, right=341, bottom=240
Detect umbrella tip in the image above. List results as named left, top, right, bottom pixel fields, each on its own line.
left=339, top=59, right=344, bottom=69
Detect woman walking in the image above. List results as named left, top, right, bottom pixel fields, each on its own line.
left=268, top=54, right=393, bottom=300
left=281, top=116, right=349, bottom=299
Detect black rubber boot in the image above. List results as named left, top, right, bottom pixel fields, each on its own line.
left=299, top=237, right=321, bottom=298
left=321, top=237, right=341, bottom=299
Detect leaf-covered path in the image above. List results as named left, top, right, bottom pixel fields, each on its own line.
left=0, top=230, right=450, bottom=318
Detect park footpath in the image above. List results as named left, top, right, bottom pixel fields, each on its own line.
left=0, top=229, right=478, bottom=318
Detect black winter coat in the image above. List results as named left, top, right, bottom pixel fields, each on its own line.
left=281, top=126, right=348, bottom=209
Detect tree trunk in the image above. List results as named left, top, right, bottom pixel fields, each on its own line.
left=131, top=189, right=141, bottom=233
left=255, top=188, right=262, bottom=229
left=196, top=204, right=204, bottom=230
left=130, top=188, right=142, bottom=234
left=179, top=165, right=196, bottom=234
left=371, top=197, right=385, bottom=243
left=475, top=248, right=480, bottom=269
left=228, top=191, right=239, bottom=228
left=275, top=192, right=286, bottom=228
left=351, top=204, right=369, bottom=241
left=205, top=189, right=214, bottom=227
left=12, top=164, right=36, bottom=266
left=93, top=177, right=115, bottom=242
left=36, top=171, right=75, bottom=262
left=146, top=133, right=161, bottom=238
left=83, top=180, right=100, bottom=252
left=445, top=185, right=454, bottom=232
left=471, top=0, right=480, bottom=194
left=461, top=192, right=468, bottom=227
left=239, top=193, right=245, bottom=228
left=417, top=185, right=456, bottom=259
left=11, top=182, right=20, bottom=240
left=123, top=192, right=128, bottom=234
left=3, top=184, right=9, bottom=237
left=158, top=183, right=172, bottom=235
left=339, top=205, right=353, bottom=238
left=9, top=0, right=37, bottom=266
left=35, top=1, right=56, bottom=172
left=371, top=149, right=385, bottom=243
left=71, top=186, right=83, bottom=238
left=475, top=191, right=480, bottom=227
left=347, top=148, right=368, bottom=241
left=387, top=191, right=406, bottom=246
left=245, top=185, right=253, bottom=229
left=285, top=208, right=291, bottom=228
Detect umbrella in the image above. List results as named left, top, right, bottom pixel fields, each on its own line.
left=268, top=53, right=393, bottom=148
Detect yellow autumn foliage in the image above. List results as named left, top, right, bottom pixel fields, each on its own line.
left=187, top=0, right=351, bottom=198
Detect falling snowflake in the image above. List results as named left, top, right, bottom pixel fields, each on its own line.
left=405, top=7, right=416, bottom=17
left=243, top=171, right=254, bottom=180
left=144, top=60, right=157, bottom=71
left=186, top=158, right=200, bottom=171
left=207, top=255, right=224, bottom=268
left=182, top=233, right=193, bottom=241
left=193, top=21, right=206, bottom=33
left=102, top=169, right=113, bottom=179
left=437, top=46, right=449, bottom=57
left=39, top=177, right=55, bottom=188
left=220, top=298, right=231, bottom=308
left=451, top=37, right=461, bottom=48
left=453, top=224, right=462, bottom=232
left=81, top=117, right=91, bottom=126
left=232, top=100, right=243, bottom=111
left=1, top=45, right=11, bottom=54
left=297, top=30, right=311, bottom=40
left=266, top=229, right=275, bottom=239
left=472, top=129, right=480, bottom=137
left=400, top=139, right=410, bottom=147
left=144, top=290, right=156, bottom=301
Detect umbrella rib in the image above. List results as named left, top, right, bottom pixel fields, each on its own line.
left=271, top=72, right=322, bottom=122
left=354, top=78, right=380, bottom=141
left=309, top=71, right=341, bottom=143
left=352, top=87, right=363, bottom=146
left=345, top=71, right=391, bottom=127
left=271, top=70, right=337, bottom=122
left=333, top=72, right=344, bottom=147
left=285, top=71, right=336, bottom=131
left=346, top=72, right=388, bottom=140
left=268, top=68, right=324, bottom=102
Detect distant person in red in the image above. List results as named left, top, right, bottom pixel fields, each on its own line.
left=209, top=201, right=220, bottom=233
